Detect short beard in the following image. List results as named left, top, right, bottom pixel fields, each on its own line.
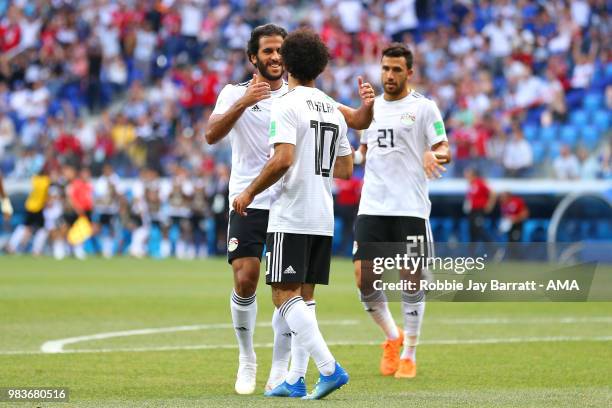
left=255, top=59, right=284, bottom=81
left=384, top=80, right=407, bottom=97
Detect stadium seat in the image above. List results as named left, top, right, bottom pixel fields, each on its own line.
left=458, top=219, right=470, bottom=242
left=539, top=126, right=557, bottom=144
left=523, top=219, right=549, bottom=242
left=558, top=219, right=581, bottom=242
left=592, top=110, right=610, bottom=132
left=583, top=93, right=603, bottom=112
left=526, top=107, right=544, bottom=124
left=569, top=110, right=589, bottom=127
left=531, top=140, right=546, bottom=162
left=148, top=225, right=163, bottom=258
left=548, top=142, right=561, bottom=159
left=606, top=63, right=612, bottom=82
left=559, top=125, right=578, bottom=146
left=581, top=126, right=600, bottom=149
left=596, top=219, right=612, bottom=240
left=522, top=124, right=539, bottom=141
left=565, top=89, right=585, bottom=109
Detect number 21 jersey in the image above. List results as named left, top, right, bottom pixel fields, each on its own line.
left=359, top=91, right=447, bottom=219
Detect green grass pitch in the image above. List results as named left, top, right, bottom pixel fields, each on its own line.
left=1, top=257, right=611, bottom=407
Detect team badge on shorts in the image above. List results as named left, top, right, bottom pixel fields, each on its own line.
left=228, top=237, right=239, bottom=252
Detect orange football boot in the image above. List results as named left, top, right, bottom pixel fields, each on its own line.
left=379, top=329, right=404, bottom=376
left=394, top=358, right=417, bottom=379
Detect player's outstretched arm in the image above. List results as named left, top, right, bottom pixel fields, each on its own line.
left=233, top=143, right=295, bottom=216
left=205, top=74, right=271, bottom=144
left=424, top=141, right=451, bottom=179
left=333, top=154, right=354, bottom=180
left=338, top=76, right=375, bottom=130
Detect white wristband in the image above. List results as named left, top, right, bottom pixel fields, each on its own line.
left=354, top=150, right=364, bottom=165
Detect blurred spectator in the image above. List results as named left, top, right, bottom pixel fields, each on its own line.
left=11, top=147, right=44, bottom=179
left=223, top=16, right=252, bottom=51
left=134, top=20, right=157, bottom=83
left=577, top=146, right=600, bottom=180
left=553, top=145, right=580, bottom=180
left=211, top=163, right=229, bottom=254
left=464, top=168, right=495, bottom=243
left=20, top=116, right=44, bottom=148
left=540, top=68, right=567, bottom=124
left=384, top=0, right=418, bottom=42
left=499, top=191, right=529, bottom=244
left=482, top=14, right=516, bottom=74
left=0, top=109, right=16, bottom=154
left=503, top=125, right=533, bottom=177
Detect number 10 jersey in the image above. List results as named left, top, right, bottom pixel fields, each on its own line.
left=267, top=86, right=351, bottom=236
left=358, top=91, right=448, bottom=219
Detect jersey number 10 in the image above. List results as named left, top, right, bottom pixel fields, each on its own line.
left=311, top=120, right=340, bottom=178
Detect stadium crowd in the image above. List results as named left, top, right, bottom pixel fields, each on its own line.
left=0, top=0, right=611, bottom=258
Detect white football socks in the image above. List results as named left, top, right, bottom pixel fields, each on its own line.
left=52, top=239, right=66, bottom=260
left=401, top=290, right=425, bottom=361
left=230, top=290, right=257, bottom=363
left=101, top=236, right=114, bottom=258
left=31, top=228, right=48, bottom=255
left=280, top=296, right=335, bottom=376
left=8, top=225, right=26, bottom=252
left=286, top=300, right=316, bottom=384
left=268, top=307, right=291, bottom=387
left=362, top=290, right=400, bottom=340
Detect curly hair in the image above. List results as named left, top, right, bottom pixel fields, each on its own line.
left=246, top=24, right=287, bottom=59
left=280, top=29, right=330, bottom=83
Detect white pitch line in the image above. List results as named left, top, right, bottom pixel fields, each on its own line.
left=2, top=335, right=612, bottom=356
left=0, top=316, right=609, bottom=356
left=39, top=320, right=359, bottom=354
left=432, top=316, right=612, bottom=325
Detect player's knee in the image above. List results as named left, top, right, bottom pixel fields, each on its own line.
left=233, top=273, right=257, bottom=297
left=232, top=262, right=259, bottom=297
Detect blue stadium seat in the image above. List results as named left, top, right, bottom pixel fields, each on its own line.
left=569, top=110, right=589, bottom=127
left=592, top=110, right=610, bottom=132
left=523, top=219, right=550, bottom=242
left=596, top=219, right=612, bottom=240
left=559, top=125, right=578, bottom=146
left=148, top=225, right=163, bottom=259
left=539, top=126, right=557, bottom=143
left=522, top=124, right=538, bottom=141
left=531, top=140, right=546, bottom=162
left=583, top=93, right=603, bottom=112
left=548, top=142, right=561, bottom=159
left=581, top=126, right=600, bottom=149
left=606, top=63, right=612, bottom=82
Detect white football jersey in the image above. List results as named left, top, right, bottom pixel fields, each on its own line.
left=358, top=91, right=447, bottom=219
left=212, top=80, right=289, bottom=210
left=267, top=86, right=351, bottom=236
